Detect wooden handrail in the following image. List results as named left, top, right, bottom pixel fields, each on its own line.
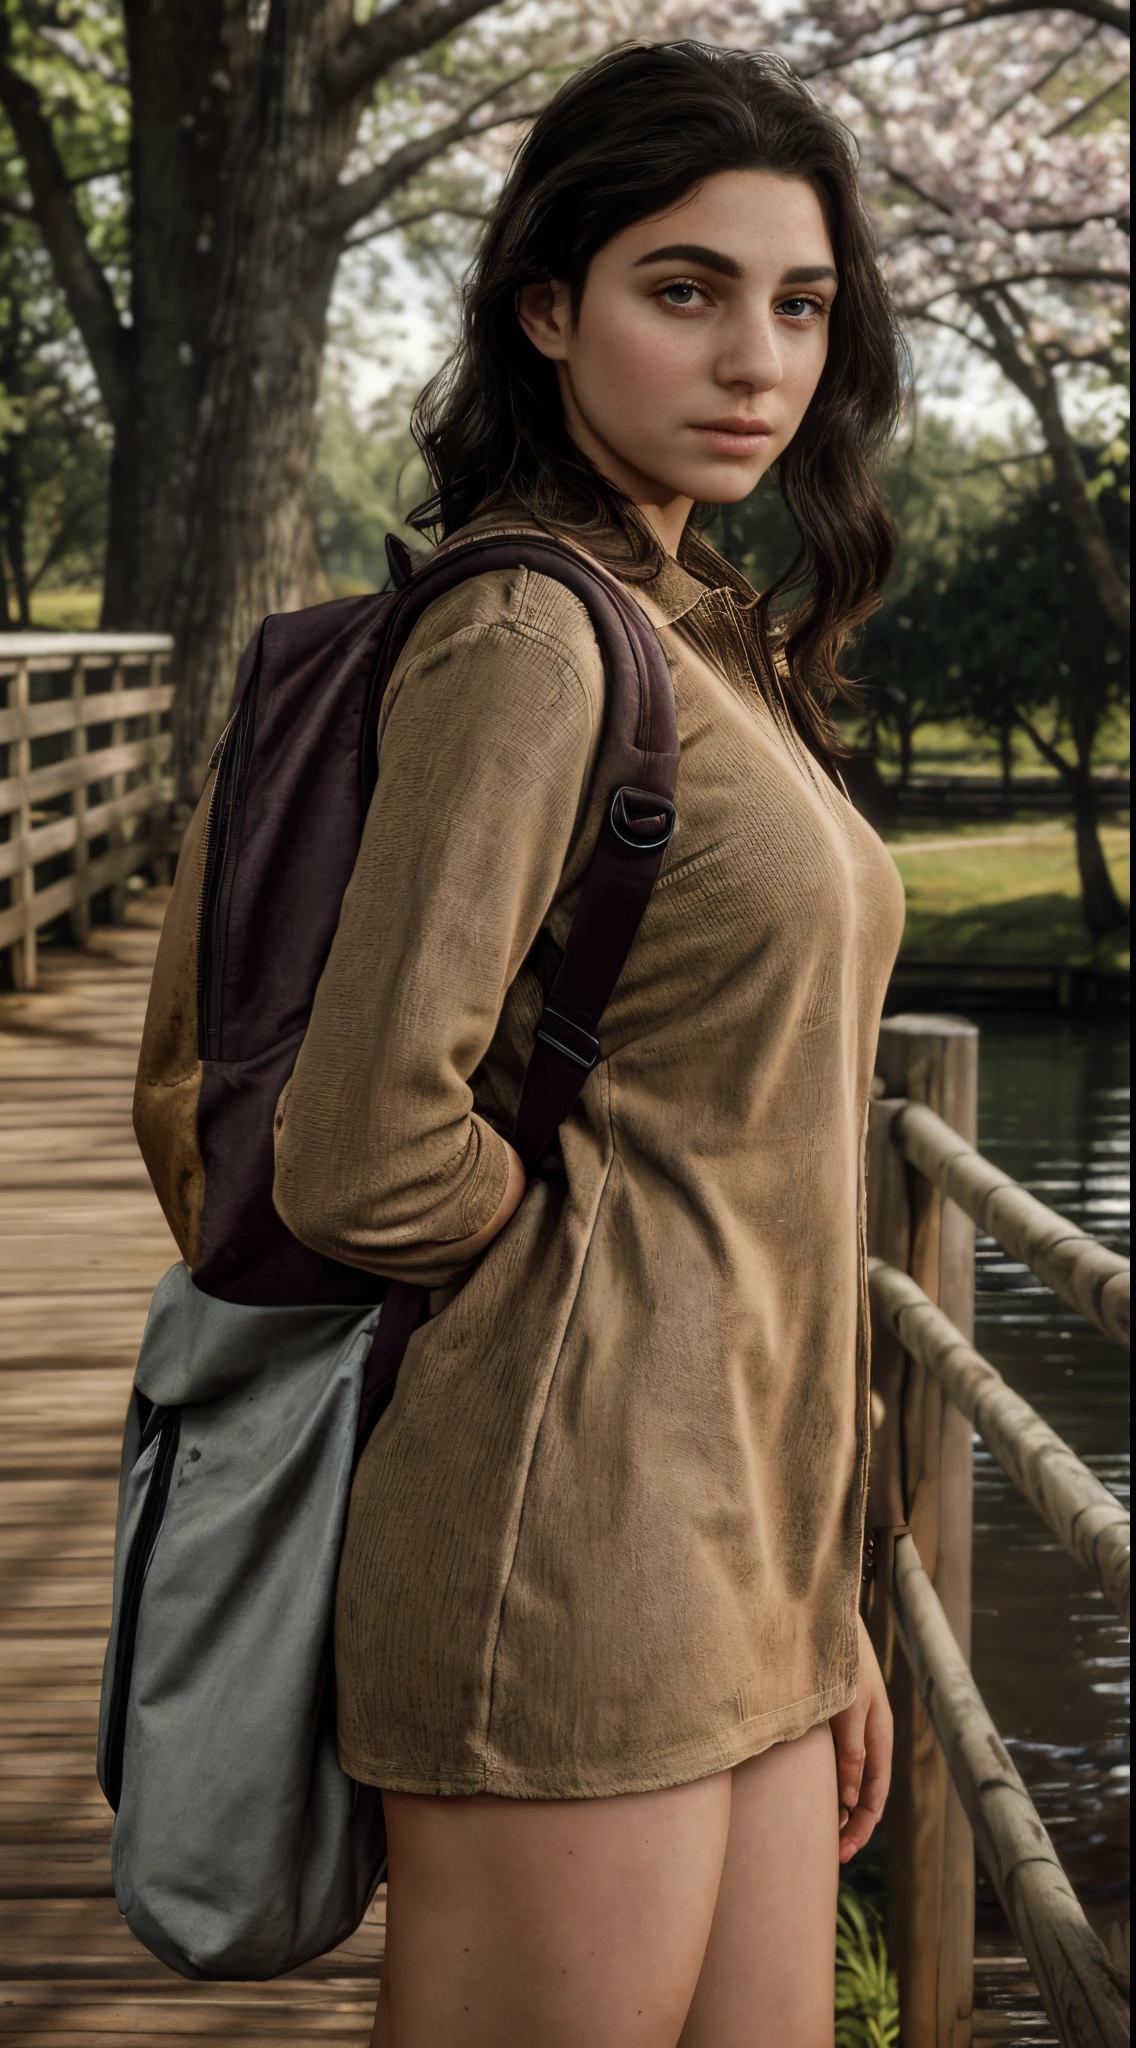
left=890, top=1096, right=1130, bottom=1350
left=0, top=637, right=174, bottom=988
left=0, top=632, right=173, bottom=659
left=870, top=1258, right=1131, bottom=1626
left=891, top=1532, right=1129, bottom=2048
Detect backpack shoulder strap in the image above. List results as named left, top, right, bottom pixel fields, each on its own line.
left=356, top=529, right=679, bottom=1441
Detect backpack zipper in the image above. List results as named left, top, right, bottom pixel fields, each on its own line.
left=197, top=673, right=259, bottom=1062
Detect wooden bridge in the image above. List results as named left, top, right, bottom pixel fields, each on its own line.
left=0, top=922, right=385, bottom=2045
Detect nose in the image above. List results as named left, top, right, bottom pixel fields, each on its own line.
left=715, top=305, right=783, bottom=394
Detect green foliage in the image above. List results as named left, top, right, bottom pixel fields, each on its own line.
left=834, top=1888, right=899, bottom=2048
left=313, top=376, right=428, bottom=593
left=862, top=450, right=1129, bottom=762
left=708, top=479, right=800, bottom=593
left=0, top=218, right=110, bottom=621
left=0, top=3, right=123, bottom=616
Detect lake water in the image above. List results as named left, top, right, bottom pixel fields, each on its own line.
left=970, top=1013, right=1130, bottom=1938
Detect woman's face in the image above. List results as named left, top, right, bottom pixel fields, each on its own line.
left=518, top=168, right=837, bottom=554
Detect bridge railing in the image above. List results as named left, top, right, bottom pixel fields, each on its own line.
left=868, top=1015, right=1130, bottom=2048
left=0, top=633, right=175, bottom=989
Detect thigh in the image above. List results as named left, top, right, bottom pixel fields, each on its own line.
left=679, top=1721, right=840, bottom=2048
left=374, top=1771, right=732, bottom=2048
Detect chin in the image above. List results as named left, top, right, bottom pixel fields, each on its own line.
left=665, top=463, right=771, bottom=507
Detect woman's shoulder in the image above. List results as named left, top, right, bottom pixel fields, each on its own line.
left=379, top=533, right=606, bottom=750
left=394, top=523, right=608, bottom=699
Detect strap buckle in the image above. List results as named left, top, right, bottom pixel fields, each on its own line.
left=535, top=1005, right=601, bottom=1071
left=610, top=786, right=677, bottom=853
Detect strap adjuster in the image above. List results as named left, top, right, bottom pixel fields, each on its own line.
left=610, top=786, right=677, bottom=852
left=535, top=1005, right=601, bottom=1071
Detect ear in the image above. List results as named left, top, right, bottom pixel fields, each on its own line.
left=516, top=278, right=572, bottom=361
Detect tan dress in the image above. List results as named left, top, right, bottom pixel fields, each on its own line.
left=273, top=519, right=905, bottom=1799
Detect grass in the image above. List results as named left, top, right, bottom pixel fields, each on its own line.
left=887, top=820, right=1130, bottom=970
left=28, top=588, right=102, bottom=631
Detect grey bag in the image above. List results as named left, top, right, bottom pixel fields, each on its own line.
left=97, top=1261, right=387, bottom=1979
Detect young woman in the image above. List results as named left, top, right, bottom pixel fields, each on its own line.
left=274, top=40, right=906, bottom=2048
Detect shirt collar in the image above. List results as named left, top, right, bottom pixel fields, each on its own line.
left=443, top=500, right=760, bottom=625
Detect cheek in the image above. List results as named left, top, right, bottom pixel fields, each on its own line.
left=575, top=304, right=695, bottom=415
left=783, top=332, right=830, bottom=423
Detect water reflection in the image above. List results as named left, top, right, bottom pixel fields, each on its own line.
left=972, top=1014, right=1130, bottom=1929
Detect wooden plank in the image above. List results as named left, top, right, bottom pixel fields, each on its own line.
left=0, top=929, right=389, bottom=2039
left=0, top=841, right=169, bottom=956
left=0, top=685, right=172, bottom=749
left=0, top=1897, right=385, bottom=1980
left=870, top=1259, right=1131, bottom=1624
left=0, top=779, right=173, bottom=887
left=896, top=1099, right=1130, bottom=1349
left=892, top=1532, right=1128, bottom=2048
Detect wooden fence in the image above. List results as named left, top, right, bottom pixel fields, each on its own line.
left=0, top=633, right=174, bottom=991
left=867, top=1015, right=1131, bottom=2048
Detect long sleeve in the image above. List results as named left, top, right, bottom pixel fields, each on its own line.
left=272, top=565, right=604, bottom=1285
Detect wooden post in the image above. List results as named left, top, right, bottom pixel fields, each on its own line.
left=71, top=658, right=91, bottom=944
left=871, top=1014, right=978, bottom=2048
left=109, top=656, right=128, bottom=924
left=148, top=652, right=171, bottom=884
left=10, top=657, right=36, bottom=989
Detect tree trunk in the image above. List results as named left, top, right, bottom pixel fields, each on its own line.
left=998, top=708, right=1013, bottom=798
left=1069, top=765, right=1127, bottom=942
left=898, top=713, right=915, bottom=788
left=970, top=293, right=1130, bottom=638
left=1016, top=710, right=1128, bottom=942
left=105, top=0, right=359, bottom=796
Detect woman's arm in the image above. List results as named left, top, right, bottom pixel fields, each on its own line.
left=273, top=569, right=604, bottom=1286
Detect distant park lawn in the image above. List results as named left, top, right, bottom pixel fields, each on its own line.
left=888, top=821, right=1131, bottom=970
left=28, top=588, right=102, bottom=631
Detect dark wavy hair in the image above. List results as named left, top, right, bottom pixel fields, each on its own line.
left=410, top=41, right=904, bottom=750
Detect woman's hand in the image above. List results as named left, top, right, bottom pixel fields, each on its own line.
left=829, top=1615, right=892, bottom=1863
left=445, top=1139, right=527, bottom=1261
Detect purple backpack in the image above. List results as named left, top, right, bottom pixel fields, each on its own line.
left=136, top=528, right=679, bottom=1409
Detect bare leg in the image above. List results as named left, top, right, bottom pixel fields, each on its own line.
left=369, top=1721, right=839, bottom=2048
left=370, top=1770, right=732, bottom=2048
left=679, top=1722, right=840, bottom=2048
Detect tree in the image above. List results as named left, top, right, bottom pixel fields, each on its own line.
left=0, top=0, right=600, bottom=790
left=862, top=451, right=1129, bottom=936
left=798, top=0, right=1130, bottom=633
left=0, top=213, right=107, bottom=621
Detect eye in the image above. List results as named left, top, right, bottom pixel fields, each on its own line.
left=657, top=279, right=710, bottom=310
left=776, top=294, right=827, bottom=322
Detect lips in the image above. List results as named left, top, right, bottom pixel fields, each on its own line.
left=691, top=419, right=774, bottom=455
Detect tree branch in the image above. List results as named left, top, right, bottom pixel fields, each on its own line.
left=1014, top=708, right=1076, bottom=781
left=967, top=287, right=1130, bottom=630
left=314, top=83, right=534, bottom=238
left=326, top=0, right=505, bottom=105
left=803, top=0, right=1130, bottom=76
left=345, top=201, right=487, bottom=249
left=1045, top=65, right=1131, bottom=130
left=0, top=40, right=130, bottom=430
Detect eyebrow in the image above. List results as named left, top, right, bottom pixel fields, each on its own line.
left=632, top=244, right=838, bottom=287
left=632, top=244, right=742, bottom=278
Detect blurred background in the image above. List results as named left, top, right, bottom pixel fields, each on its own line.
left=0, top=1, right=1128, bottom=2040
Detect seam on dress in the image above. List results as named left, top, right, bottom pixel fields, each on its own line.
left=480, top=1066, right=618, bottom=1768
